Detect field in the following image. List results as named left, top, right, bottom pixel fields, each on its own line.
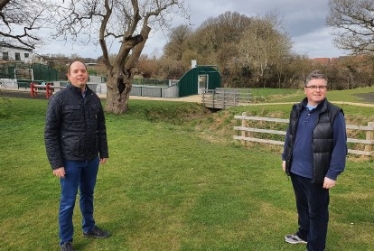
left=0, top=87, right=374, bottom=251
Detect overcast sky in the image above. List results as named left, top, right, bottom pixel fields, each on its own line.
left=35, top=0, right=346, bottom=59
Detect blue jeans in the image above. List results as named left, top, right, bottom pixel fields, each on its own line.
left=58, top=157, right=99, bottom=245
left=291, top=173, right=330, bottom=251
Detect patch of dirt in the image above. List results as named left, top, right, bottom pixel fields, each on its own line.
left=0, top=89, right=204, bottom=103
left=353, top=92, right=374, bottom=102
left=2, top=88, right=373, bottom=105
left=0, top=89, right=46, bottom=99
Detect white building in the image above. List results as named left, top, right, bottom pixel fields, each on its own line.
left=0, top=44, right=34, bottom=64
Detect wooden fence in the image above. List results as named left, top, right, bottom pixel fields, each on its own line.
left=233, top=112, right=374, bottom=156
left=202, top=88, right=251, bottom=109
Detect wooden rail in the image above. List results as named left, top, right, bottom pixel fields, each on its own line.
left=202, top=89, right=251, bottom=109
left=234, top=112, right=374, bottom=156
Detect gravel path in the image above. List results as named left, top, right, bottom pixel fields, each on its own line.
left=1, top=88, right=374, bottom=107
left=0, top=88, right=204, bottom=102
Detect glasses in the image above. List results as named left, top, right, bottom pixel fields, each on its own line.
left=305, top=85, right=327, bottom=90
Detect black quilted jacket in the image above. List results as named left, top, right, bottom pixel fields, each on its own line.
left=44, top=84, right=108, bottom=169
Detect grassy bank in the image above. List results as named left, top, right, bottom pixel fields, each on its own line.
left=0, top=89, right=373, bottom=250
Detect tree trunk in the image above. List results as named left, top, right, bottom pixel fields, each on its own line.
left=103, top=26, right=150, bottom=114
left=105, top=75, right=132, bottom=114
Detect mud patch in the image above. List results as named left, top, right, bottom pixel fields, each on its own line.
left=353, top=92, right=374, bottom=102
left=0, top=89, right=45, bottom=99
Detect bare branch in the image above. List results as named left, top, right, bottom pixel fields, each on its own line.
left=327, top=0, right=374, bottom=55
left=99, top=0, right=113, bottom=73
left=0, top=0, right=50, bottom=49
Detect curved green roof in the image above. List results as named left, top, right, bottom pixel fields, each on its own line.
left=178, top=65, right=221, bottom=97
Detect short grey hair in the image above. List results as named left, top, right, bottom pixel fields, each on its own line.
left=305, top=70, right=327, bottom=86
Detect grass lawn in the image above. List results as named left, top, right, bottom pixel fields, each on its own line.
left=250, top=86, right=374, bottom=104
left=0, top=88, right=373, bottom=251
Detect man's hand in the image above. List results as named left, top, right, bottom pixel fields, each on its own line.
left=282, top=160, right=286, bottom=172
left=100, top=158, right=107, bottom=164
left=323, top=177, right=336, bottom=189
left=53, top=167, right=65, bottom=178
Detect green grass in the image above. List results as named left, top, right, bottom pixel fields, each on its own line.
left=0, top=89, right=374, bottom=251
left=250, top=86, right=374, bottom=104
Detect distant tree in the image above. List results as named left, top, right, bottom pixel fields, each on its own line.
left=327, top=0, right=374, bottom=56
left=238, top=14, right=292, bottom=88
left=164, top=25, right=192, bottom=61
left=282, top=54, right=311, bottom=88
left=186, top=11, right=252, bottom=65
left=162, top=12, right=253, bottom=80
left=137, top=55, right=160, bottom=78
left=156, top=57, right=187, bottom=79
left=168, top=11, right=293, bottom=88
left=50, top=0, right=187, bottom=114
left=180, top=48, right=203, bottom=69
left=328, top=55, right=374, bottom=89
left=0, top=0, right=50, bottom=49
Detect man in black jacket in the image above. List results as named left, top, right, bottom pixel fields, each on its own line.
left=282, top=70, right=347, bottom=251
left=45, top=61, right=109, bottom=251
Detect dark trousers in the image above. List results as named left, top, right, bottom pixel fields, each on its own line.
left=58, top=157, right=99, bottom=245
left=291, top=173, right=330, bottom=251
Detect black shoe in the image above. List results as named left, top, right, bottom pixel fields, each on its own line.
left=83, top=226, right=110, bottom=238
left=60, top=242, right=74, bottom=251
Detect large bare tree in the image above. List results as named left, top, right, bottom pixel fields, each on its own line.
left=51, top=0, right=186, bottom=114
left=0, top=0, right=50, bottom=49
left=327, top=0, right=374, bottom=55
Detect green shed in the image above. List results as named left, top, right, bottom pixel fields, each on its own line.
left=178, top=65, right=221, bottom=97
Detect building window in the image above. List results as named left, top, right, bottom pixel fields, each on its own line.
left=15, top=52, right=21, bottom=61
left=2, top=52, right=8, bottom=60
left=24, top=53, right=29, bottom=58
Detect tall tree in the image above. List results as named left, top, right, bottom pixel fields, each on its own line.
left=239, top=15, right=292, bottom=87
left=190, top=11, right=252, bottom=65
left=51, top=0, right=186, bottom=114
left=327, top=0, right=374, bottom=56
left=0, top=0, right=50, bottom=49
left=164, top=25, right=192, bottom=61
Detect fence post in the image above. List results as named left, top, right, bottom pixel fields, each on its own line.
left=234, top=90, right=237, bottom=107
left=223, top=89, right=225, bottom=109
left=30, top=82, right=36, bottom=97
left=241, top=112, right=247, bottom=146
left=212, top=90, right=215, bottom=108
left=364, top=122, right=373, bottom=154
left=46, top=84, right=53, bottom=98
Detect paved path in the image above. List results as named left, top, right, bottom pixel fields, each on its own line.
left=97, top=93, right=203, bottom=103
left=2, top=88, right=374, bottom=108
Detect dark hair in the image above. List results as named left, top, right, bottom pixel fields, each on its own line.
left=305, top=70, right=327, bottom=86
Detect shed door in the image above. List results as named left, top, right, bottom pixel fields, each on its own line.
left=198, top=74, right=209, bottom=94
